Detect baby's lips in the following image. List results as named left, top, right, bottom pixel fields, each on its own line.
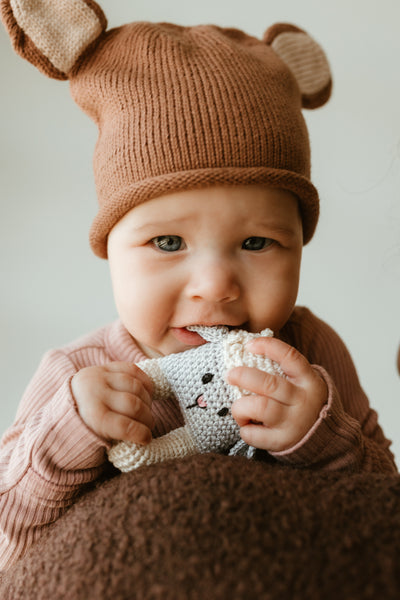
left=170, top=327, right=207, bottom=346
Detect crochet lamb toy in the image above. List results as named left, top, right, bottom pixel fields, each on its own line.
left=108, top=326, right=284, bottom=472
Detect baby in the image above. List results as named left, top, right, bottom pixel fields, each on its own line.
left=0, top=0, right=396, bottom=571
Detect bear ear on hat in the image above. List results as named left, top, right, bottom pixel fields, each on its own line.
left=263, top=23, right=332, bottom=109
left=0, top=0, right=107, bottom=80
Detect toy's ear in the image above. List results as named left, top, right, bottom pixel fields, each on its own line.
left=187, top=325, right=229, bottom=343
left=187, top=326, right=275, bottom=344
left=263, top=23, right=332, bottom=109
left=0, top=0, right=107, bottom=80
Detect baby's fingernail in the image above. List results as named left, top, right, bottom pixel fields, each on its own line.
left=225, top=369, right=237, bottom=384
left=245, top=341, right=258, bottom=352
left=246, top=337, right=272, bottom=353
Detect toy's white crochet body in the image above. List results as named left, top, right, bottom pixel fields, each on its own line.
left=108, top=326, right=284, bottom=472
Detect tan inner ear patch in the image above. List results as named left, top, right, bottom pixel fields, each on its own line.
left=10, top=0, right=104, bottom=74
left=271, top=32, right=331, bottom=96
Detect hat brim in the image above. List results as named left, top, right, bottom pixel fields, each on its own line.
left=89, top=167, right=319, bottom=258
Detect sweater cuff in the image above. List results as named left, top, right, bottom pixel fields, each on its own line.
left=269, top=366, right=364, bottom=470
left=31, top=377, right=111, bottom=484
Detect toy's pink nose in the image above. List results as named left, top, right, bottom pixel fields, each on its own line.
left=196, top=394, right=207, bottom=408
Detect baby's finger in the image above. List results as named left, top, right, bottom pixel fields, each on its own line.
left=106, top=362, right=153, bottom=397
left=246, top=337, right=311, bottom=380
left=227, top=367, right=297, bottom=406
left=102, top=410, right=153, bottom=444
left=238, top=422, right=288, bottom=453
left=106, top=371, right=153, bottom=407
left=106, top=392, right=155, bottom=430
left=231, top=394, right=287, bottom=429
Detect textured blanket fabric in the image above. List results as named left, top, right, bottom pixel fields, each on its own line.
left=1, top=454, right=400, bottom=599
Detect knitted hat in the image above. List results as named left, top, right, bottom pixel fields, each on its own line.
left=1, top=1, right=332, bottom=258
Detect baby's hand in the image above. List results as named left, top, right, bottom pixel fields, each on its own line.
left=71, top=363, right=154, bottom=444
left=227, top=338, right=327, bottom=453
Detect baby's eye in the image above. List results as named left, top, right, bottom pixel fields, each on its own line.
left=151, top=235, right=184, bottom=252
left=242, top=237, right=273, bottom=251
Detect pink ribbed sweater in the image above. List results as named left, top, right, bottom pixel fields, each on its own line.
left=0, top=307, right=396, bottom=570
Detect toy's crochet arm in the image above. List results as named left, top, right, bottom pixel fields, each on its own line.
left=107, top=358, right=197, bottom=471
left=108, top=427, right=197, bottom=472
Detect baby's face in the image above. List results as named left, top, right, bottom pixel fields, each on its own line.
left=107, top=185, right=303, bottom=356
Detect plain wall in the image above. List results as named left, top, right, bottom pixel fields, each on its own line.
left=1, top=0, right=399, bottom=461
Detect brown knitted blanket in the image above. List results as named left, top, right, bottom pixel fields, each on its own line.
left=1, top=454, right=400, bottom=599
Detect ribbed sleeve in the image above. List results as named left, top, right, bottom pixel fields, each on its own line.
left=272, top=307, right=397, bottom=472
left=0, top=349, right=108, bottom=570
left=0, top=320, right=186, bottom=571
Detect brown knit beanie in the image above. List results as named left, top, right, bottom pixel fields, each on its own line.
left=1, top=1, right=332, bottom=258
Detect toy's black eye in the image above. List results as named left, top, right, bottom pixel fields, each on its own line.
left=217, top=407, right=229, bottom=417
left=202, top=373, right=214, bottom=384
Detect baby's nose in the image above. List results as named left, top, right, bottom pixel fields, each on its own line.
left=186, top=258, right=240, bottom=303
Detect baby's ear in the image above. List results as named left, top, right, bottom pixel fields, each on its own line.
left=263, top=23, right=332, bottom=109
left=0, top=0, right=107, bottom=80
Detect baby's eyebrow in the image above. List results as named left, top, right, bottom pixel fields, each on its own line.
left=255, top=222, right=299, bottom=238
left=132, top=218, right=191, bottom=233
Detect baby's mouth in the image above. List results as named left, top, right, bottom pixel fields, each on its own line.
left=170, top=327, right=208, bottom=346
left=171, top=322, right=249, bottom=346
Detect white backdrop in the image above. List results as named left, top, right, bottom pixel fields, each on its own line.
left=1, top=0, right=399, bottom=461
